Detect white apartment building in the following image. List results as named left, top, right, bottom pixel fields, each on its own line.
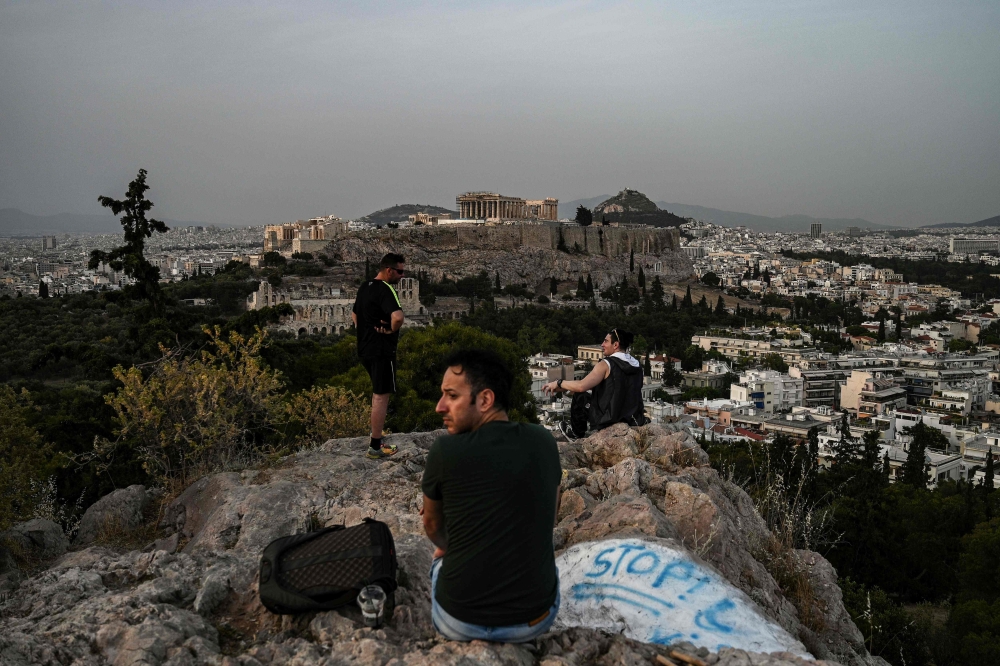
left=691, top=335, right=775, bottom=360
left=729, top=369, right=803, bottom=414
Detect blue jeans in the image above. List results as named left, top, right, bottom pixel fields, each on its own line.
left=429, top=557, right=560, bottom=642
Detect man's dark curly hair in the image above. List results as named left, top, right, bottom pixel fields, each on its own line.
left=443, top=348, right=513, bottom=411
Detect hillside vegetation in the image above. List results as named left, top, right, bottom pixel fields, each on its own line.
left=592, top=189, right=687, bottom=227
left=355, top=204, right=455, bottom=226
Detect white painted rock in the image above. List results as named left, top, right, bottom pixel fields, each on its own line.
left=555, top=538, right=812, bottom=658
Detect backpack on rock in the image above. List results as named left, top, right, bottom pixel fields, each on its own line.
left=258, top=518, right=398, bottom=615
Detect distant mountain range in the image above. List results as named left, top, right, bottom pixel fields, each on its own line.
left=560, top=196, right=897, bottom=233
left=922, top=214, right=1000, bottom=229
left=356, top=204, right=456, bottom=227
left=0, top=208, right=206, bottom=236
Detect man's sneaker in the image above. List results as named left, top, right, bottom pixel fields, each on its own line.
left=381, top=443, right=399, bottom=456
left=366, top=447, right=387, bottom=460
left=559, top=421, right=578, bottom=441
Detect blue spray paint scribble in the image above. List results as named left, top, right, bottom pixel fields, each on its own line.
left=695, top=599, right=736, bottom=634
left=651, top=629, right=683, bottom=645
left=557, top=540, right=811, bottom=658
left=571, top=582, right=676, bottom=616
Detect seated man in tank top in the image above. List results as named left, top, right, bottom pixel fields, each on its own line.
left=542, top=328, right=645, bottom=438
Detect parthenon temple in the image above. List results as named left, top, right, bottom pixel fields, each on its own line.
left=456, top=192, right=558, bottom=221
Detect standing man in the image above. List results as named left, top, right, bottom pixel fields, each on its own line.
left=421, top=349, right=562, bottom=642
left=352, top=252, right=406, bottom=459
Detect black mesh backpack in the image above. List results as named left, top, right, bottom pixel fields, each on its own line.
left=258, top=518, right=398, bottom=615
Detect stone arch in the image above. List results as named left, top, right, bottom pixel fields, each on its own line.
left=298, top=327, right=307, bottom=338
left=321, top=327, right=327, bottom=335
left=312, top=327, right=319, bottom=335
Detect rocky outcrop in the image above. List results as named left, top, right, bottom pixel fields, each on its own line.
left=326, top=226, right=693, bottom=289
left=76, top=485, right=153, bottom=546
left=2, top=519, right=69, bottom=561
left=0, top=427, right=882, bottom=666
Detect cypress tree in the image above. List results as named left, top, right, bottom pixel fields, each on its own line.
left=877, top=319, right=885, bottom=342
left=638, top=267, right=646, bottom=291
left=630, top=249, right=635, bottom=273
left=682, top=285, right=693, bottom=308
left=715, top=295, right=725, bottom=315
left=984, top=447, right=995, bottom=493
left=698, top=294, right=709, bottom=310
left=38, top=281, right=48, bottom=298
left=495, top=271, right=501, bottom=292
left=650, top=275, right=664, bottom=308
left=901, top=423, right=929, bottom=489
left=586, top=274, right=593, bottom=295
left=807, top=426, right=820, bottom=497
left=671, top=293, right=678, bottom=310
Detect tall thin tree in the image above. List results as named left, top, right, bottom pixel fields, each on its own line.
left=88, top=169, right=168, bottom=303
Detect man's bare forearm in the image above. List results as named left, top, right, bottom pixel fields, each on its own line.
left=425, top=525, right=448, bottom=551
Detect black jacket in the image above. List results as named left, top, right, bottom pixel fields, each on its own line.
left=589, top=355, right=644, bottom=430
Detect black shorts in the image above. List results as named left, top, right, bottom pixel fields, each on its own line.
left=362, top=357, right=397, bottom=394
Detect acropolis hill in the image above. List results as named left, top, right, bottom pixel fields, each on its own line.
left=324, top=222, right=691, bottom=286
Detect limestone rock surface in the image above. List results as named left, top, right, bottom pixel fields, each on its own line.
left=2, top=518, right=69, bottom=561
left=76, top=484, right=152, bottom=546
left=0, top=427, right=884, bottom=666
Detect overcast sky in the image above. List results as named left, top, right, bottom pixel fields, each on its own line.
left=2, top=1, right=998, bottom=226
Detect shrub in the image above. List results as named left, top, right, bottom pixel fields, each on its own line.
left=281, top=386, right=370, bottom=447
left=0, top=387, right=52, bottom=530
left=841, top=578, right=934, bottom=666
left=96, top=327, right=284, bottom=485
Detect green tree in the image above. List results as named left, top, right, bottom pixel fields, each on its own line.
left=682, top=285, right=693, bottom=308
left=261, top=251, right=285, bottom=267
left=638, top=267, right=646, bottom=293
left=840, top=579, right=933, bottom=666
left=958, top=517, right=1000, bottom=603
left=877, top=318, right=885, bottom=342
left=88, top=169, right=169, bottom=303
left=631, top=334, right=649, bottom=358
left=495, top=271, right=501, bottom=292
left=0, top=387, right=53, bottom=530
left=715, top=295, right=726, bottom=315
left=761, top=352, right=789, bottom=373
left=586, top=274, right=594, bottom=295
left=629, top=249, right=635, bottom=273
left=38, top=280, right=48, bottom=299
left=392, top=322, right=537, bottom=431
left=574, top=205, right=593, bottom=226
left=983, top=448, right=995, bottom=494
left=832, top=412, right=861, bottom=470
left=649, top=276, right=664, bottom=308
left=701, top=271, right=720, bottom=287
left=576, top=276, right=586, bottom=296
left=550, top=276, right=558, bottom=295
left=902, top=422, right=947, bottom=489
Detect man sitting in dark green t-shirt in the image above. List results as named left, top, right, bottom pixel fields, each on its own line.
left=421, top=349, right=562, bottom=642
